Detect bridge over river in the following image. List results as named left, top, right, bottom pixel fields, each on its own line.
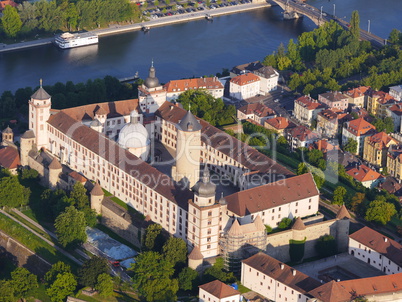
left=270, top=0, right=387, bottom=48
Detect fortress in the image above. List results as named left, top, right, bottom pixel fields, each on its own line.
left=18, top=65, right=350, bottom=268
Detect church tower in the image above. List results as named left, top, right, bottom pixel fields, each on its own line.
left=187, top=165, right=220, bottom=258
left=29, top=80, right=51, bottom=150
left=173, top=110, right=202, bottom=188
left=138, top=61, right=167, bottom=114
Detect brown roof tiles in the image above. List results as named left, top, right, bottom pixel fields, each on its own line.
left=164, top=77, right=223, bottom=92
left=0, top=147, right=20, bottom=169
left=199, top=280, right=240, bottom=299
left=230, top=73, right=260, bottom=86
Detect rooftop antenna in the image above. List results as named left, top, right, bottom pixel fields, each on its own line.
left=151, top=59, right=154, bottom=68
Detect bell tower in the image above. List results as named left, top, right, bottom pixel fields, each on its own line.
left=29, top=80, right=51, bottom=150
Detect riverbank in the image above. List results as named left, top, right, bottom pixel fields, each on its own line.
left=0, top=2, right=271, bottom=54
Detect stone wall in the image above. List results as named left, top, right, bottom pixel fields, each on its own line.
left=0, top=231, right=51, bottom=277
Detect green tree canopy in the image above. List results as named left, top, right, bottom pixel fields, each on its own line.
left=365, top=199, right=397, bottom=225
left=45, top=261, right=72, bottom=287
left=0, top=175, right=30, bottom=208
left=11, top=267, right=38, bottom=300
left=96, top=273, right=114, bottom=297
left=203, top=257, right=236, bottom=284
left=1, top=5, right=22, bottom=37
left=143, top=224, right=165, bottom=252
left=178, top=267, right=199, bottom=291
left=54, top=206, right=87, bottom=247
left=0, top=280, right=14, bottom=302
left=162, top=237, right=187, bottom=268
left=343, top=138, right=358, bottom=154
left=315, top=234, right=337, bottom=257
left=333, top=186, right=347, bottom=205
left=129, top=251, right=179, bottom=302
left=46, top=272, right=77, bottom=302
left=70, top=181, right=89, bottom=210
left=349, top=10, right=360, bottom=41
left=78, top=256, right=109, bottom=289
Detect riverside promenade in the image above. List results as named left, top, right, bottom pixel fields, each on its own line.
left=0, top=2, right=271, bottom=54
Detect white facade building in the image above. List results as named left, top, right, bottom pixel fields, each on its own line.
left=199, top=280, right=241, bottom=302
left=389, top=84, right=402, bottom=101
left=229, top=73, right=260, bottom=101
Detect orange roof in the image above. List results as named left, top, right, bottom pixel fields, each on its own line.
left=199, top=280, right=240, bottom=298
left=164, top=77, right=223, bottom=92
left=289, top=125, right=319, bottom=142
left=367, top=132, right=396, bottom=149
left=350, top=226, right=402, bottom=266
left=344, top=86, right=371, bottom=98
left=318, top=109, right=338, bottom=120
left=0, top=0, right=18, bottom=11
left=346, top=164, right=383, bottom=183
left=230, top=73, right=260, bottom=86
left=313, top=139, right=339, bottom=154
left=345, top=118, right=376, bottom=136
left=0, top=147, right=20, bottom=169
left=69, top=171, right=87, bottom=183
left=295, top=95, right=325, bottom=110
left=310, top=274, right=402, bottom=302
left=238, top=103, right=275, bottom=118
left=265, top=117, right=295, bottom=130
left=371, top=91, right=397, bottom=104
left=388, top=103, right=402, bottom=116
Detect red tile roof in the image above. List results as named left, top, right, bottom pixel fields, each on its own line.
left=288, top=125, right=319, bottom=142
left=346, top=164, right=383, bottom=183
left=0, top=147, right=20, bottom=169
left=312, top=139, right=339, bottom=154
left=343, top=86, right=371, bottom=98
left=366, top=132, right=396, bottom=149
left=265, top=117, right=295, bottom=130
left=349, top=226, right=402, bottom=266
left=388, top=103, right=402, bottom=116
left=242, top=252, right=321, bottom=294
left=371, top=91, right=397, bottom=105
left=164, top=77, right=223, bottom=92
left=295, top=95, right=325, bottom=110
left=318, top=109, right=338, bottom=120
left=238, top=103, right=275, bottom=118
left=345, top=118, right=376, bottom=136
left=199, top=280, right=240, bottom=298
left=225, top=173, right=318, bottom=216
left=230, top=73, right=260, bottom=86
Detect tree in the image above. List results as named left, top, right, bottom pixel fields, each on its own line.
left=78, top=256, right=109, bottom=289
left=45, top=261, right=72, bottom=287
left=10, top=267, right=38, bottom=300
left=129, top=251, right=179, bottom=302
left=21, top=168, right=39, bottom=180
left=96, top=273, right=114, bottom=297
left=0, top=280, right=14, bottom=302
left=0, top=175, right=30, bottom=207
left=278, top=217, right=292, bottom=229
left=333, top=186, right=347, bottom=205
left=297, top=162, right=308, bottom=175
left=1, top=5, right=22, bottom=37
left=70, top=182, right=89, bottom=210
left=350, top=192, right=365, bottom=213
left=349, top=10, right=360, bottom=41
left=203, top=258, right=235, bottom=284
left=46, top=272, right=77, bottom=302
left=307, top=149, right=323, bottom=166
left=143, top=223, right=164, bottom=252
left=388, top=29, right=401, bottom=45
left=178, top=267, right=199, bottom=291
left=162, top=237, right=187, bottom=268
left=315, top=234, right=337, bottom=257
left=343, top=138, right=358, bottom=154
left=54, top=206, right=87, bottom=247
left=365, top=199, right=396, bottom=225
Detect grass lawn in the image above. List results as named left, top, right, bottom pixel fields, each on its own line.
left=237, top=284, right=251, bottom=294
left=28, top=283, right=52, bottom=302
left=76, top=290, right=140, bottom=302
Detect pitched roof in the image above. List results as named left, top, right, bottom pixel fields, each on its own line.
left=164, top=77, right=223, bottom=93
left=242, top=253, right=321, bottom=294
left=238, top=103, right=275, bottom=118
left=0, top=147, right=20, bottom=169
left=336, top=204, right=351, bottom=219
left=31, top=87, right=51, bottom=100
left=343, top=86, right=371, bottom=99
left=90, top=182, right=104, bottom=196
left=225, top=173, right=318, bottom=216
left=265, top=117, right=295, bottom=130
left=388, top=103, right=402, bottom=116
left=292, top=217, right=306, bottom=230
left=288, top=125, right=319, bottom=142
left=69, top=171, right=87, bottom=183
left=188, top=246, right=203, bottom=260
left=319, top=91, right=348, bottom=103
left=253, top=65, right=278, bottom=78
left=61, top=99, right=139, bottom=121
left=177, top=110, right=202, bottom=132
left=156, top=101, right=294, bottom=178
left=199, top=280, right=240, bottom=299
left=295, top=95, right=325, bottom=110
left=309, top=273, right=402, bottom=302
left=228, top=219, right=242, bottom=236
left=2, top=126, right=12, bottom=134
left=366, top=131, right=396, bottom=149
left=318, top=109, right=338, bottom=120
left=253, top=215, right=265, bottom=231
left=349, top=226, right=402, bottom=266
left=371, top=90, right=397, bottom=105
left=312, top=139, right=339, bottom=154
left=346, top=164, right=383, bottom=183
left=47, top=110, right=191, bottom=209
left=48, top=157, right=62, bottom=170
left=21, top=130, right=35, bottom=139
left=344, top=118, right=376, bottom=136
left=231, top=61, right=263, bottom=74
left=230, top=73, right=260, bottom=86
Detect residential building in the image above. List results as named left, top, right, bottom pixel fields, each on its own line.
left=349, top=226, right=402, bottom=275
left=252, top=65, right=279, bottom=94
left=318, top=91, right=349, bottom=111
left=342, top=86, right=371, bottom=108
left=310, top=139, right=339, bottom=159
left=316, top=109, right=338, bottom=138
left=264, top=117, right=296, bottom=135
left=379, top=176, right=402, bottom=202
left=241, top=252, right=321, bottom=302
left=386, top=103, right=402, bottom=132
left=164, top=77, right=224, bottom=102
left=0, top=146, right=20, bottom=174
left=199, top=280, right=241, bottom=302
left=0, top=0, right=17, bottom=11
left=389, top=84, right=402, bottom=101
left=367, top=91, right=398, bottom=119
left=287, top=125, right=319, bottom=151
left=237, top=103, right=275, bottom=125
left=345, top=164, right=383, bottom=189
left=342, top=118, right=376, bottom=155
left=363, top=132, right=397, bottom=168
left=230, top=61, right=263, bottom=77
left=386, top=145, right=402, bottom=181
left=229, top=73, right=260, bottom=101
left=294, top=95, right=326, bottom=126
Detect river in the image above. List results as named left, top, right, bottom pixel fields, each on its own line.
left=0, top=0, right=401, bottom=95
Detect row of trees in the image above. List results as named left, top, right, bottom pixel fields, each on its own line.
left=0, top=0, right=142, bottom=38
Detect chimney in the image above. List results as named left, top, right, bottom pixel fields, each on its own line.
left=292, top=269, right=296, bottom=276
left=384, top=237, right=388, bottom=242
left=280, top=263, right=284, bottom=270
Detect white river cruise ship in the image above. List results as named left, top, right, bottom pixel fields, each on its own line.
left=54, top=32, right=98, bottom=49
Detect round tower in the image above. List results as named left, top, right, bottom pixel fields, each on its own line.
left=174, top=110, right=202, bottom=188
left=292, top=217, right=306, bottom=241
left=188, top=245, right=204, bottom=272
left=20, top=130, right=36, bottom=167
left=48, top=157, right=62, bottom=189
left=29, top=80, right=51, bottom=150
left=336, top=204, right=351, bottom=252
left=192, top=165, right=216, bottom=206
left=90, top=182, right=104, bottom=214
